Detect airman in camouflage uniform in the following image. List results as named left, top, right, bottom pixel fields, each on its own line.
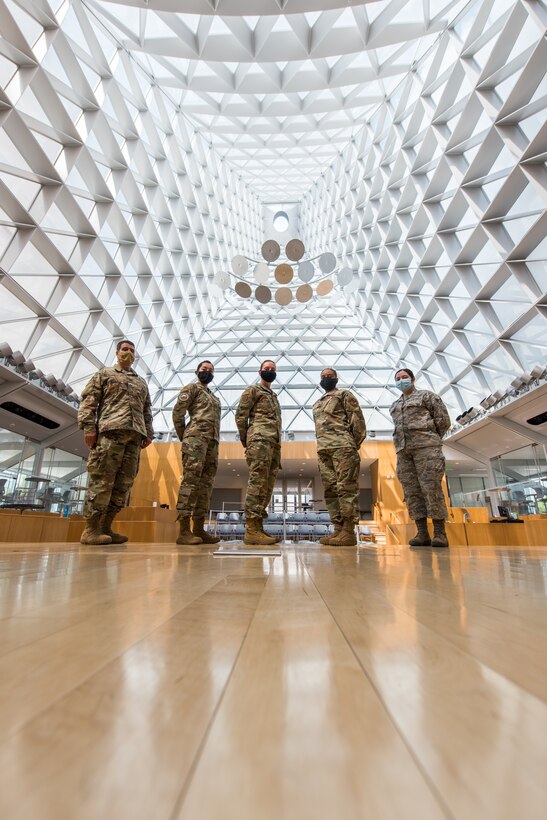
left=390, top=367, right=451, bottom=548
left=78, top=340, right=153, bottom=545
left=173, top=360, right=221, bottom=545
left=236, top=360, right=282, bottom=546
left=313, top=368, right=366, bottom=547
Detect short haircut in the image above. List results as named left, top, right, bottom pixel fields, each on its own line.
left=321, top=368, right=338, bottom=377
left=196, top=360, right=214, bottom=370
left=260, top=360, right=276, bottom=370
left=395, top=367, right=415, bottom=380
left=116, top=339, right=135, bottom=352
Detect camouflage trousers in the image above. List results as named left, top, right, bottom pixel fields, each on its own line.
left=176, top=436, right=219, bottom=518
left=396, top=445, right=448, bottom=520
left=318, top=447, right=360, bottom=524
left=83, top=430, right=142, bottom=518
left=244, top=438, right=281, bottom=519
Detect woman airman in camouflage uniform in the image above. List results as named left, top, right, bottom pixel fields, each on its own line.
left=390, top=368, right=451, bottom=547
left=172, top=360, right=221, bottom=545
left=313, top=368, right=366, bottom=546
left=236, top=360, right=282, bottom=546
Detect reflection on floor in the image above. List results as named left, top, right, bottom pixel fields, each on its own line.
left=1, top=540, right=546, bottom=820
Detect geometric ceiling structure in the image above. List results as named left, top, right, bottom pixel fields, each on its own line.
left=0, top=0, right=546, bottom=440
left=89, top=0, right=470, bottom=196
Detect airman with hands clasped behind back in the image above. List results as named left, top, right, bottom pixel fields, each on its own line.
left=313, top=368, right=366, bottom=546
left=235, top=360, right=282, bottom=546
left=172, top=360, right=221, bottom=545
left=78, top=339, right=154, bottom=546
left=390, top=367, right=451, bottom=548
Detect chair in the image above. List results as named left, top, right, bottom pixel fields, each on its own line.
left=228, top=511, right=240, bottom=523
left=297, top=524, right=314, bottom=540
left=264, top=522, right=283, bottom=539
left=217, top=523, right=235, bottom=540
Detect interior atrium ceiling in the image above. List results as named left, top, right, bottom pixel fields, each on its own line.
left=0, top=0, right=546, bottom=439
left=88, top=0, right=468, bottom=197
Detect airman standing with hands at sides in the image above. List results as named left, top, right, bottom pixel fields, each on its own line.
left=78, top=339, right=154, bottom=546
left=172, top=360, right=221, bottom=545
left=313, top=368, right=366, bottom=547
left=236, top=360, right=282, bottom=546
left=390, top=368, right=451, bottom=548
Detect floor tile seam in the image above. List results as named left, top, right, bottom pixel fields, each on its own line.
left=0, top=553, right=152, bottom=584
left=166, top=563, right=273, bottom=820
left=302, top=559, right=547, bottom=662
left=0, top=568, right=204, bottom=626
left=383, top=598, right=547, bottom=707
left=299, top=557, right=457, bottom=820
left=303, top=563, right=547, bottom=707
left=0, top=566, right=234, bottom=661
left=0, top=567, right=242, bottom=743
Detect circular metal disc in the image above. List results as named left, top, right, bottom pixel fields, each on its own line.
left=213, top=271, right=231, bottom=290
left=285, top=239, right=305, bottom=262
left=261, top=240, right=280, bottom=262
left=296, top=284, right=313, bottom=303
left=275, top=287, right=292, bottom=306
left=298, top=261, right=314, bottom=282
left=337, top=266, right=353, bottom=287
left=275, top=263, right=293, bottom=284
left=254, top=262, right=270, bottom=284
left=255, top=285, right=272, bottom=304
left=316, top=279, right=334, bottom=296
left=318, top=252, right=336, bottom=273
left=235, top=281, right=252, bottom=298
left=231, top=254, right=248, bottom=275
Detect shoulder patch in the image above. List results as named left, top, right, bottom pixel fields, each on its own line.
left=180, top=393, right=189, bottom=401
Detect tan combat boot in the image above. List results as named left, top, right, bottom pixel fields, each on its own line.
left=431, top=518, right=449, bottom=548
left=319, top=521, right=342, bottom=546
left=176, top=516, right=202, bottom=545
left=192, top=517, right=220, bottom=544
left=101, top=508, right=128, bottom=544
left=80, top=512, right=112, bottom=546
left=409, top=517, right=431, bottom=547
left=243, top=517, right=277, bottom=546
left=328, top=519, right=357, bottom=547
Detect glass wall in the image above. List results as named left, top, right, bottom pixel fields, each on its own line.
left=454, top=444, right=547, bottom=517
left=491, top=444, right=547, bottom=516
left=0, top=429, right=87, bottom=514
left=446, top=475, right=489, bottom=508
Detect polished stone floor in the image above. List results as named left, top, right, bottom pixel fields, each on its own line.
left=0, top=540, right=546, bottom=819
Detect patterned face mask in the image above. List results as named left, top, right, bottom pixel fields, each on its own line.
left=118, top=349, right=135, bottom=365
left=395, top=378, right=413, bottom=391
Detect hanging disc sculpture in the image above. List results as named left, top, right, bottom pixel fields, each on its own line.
left=219, top=237, right=356, bottom=304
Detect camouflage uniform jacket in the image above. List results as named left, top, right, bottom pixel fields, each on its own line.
left=172, top=382, right=221, bottom=442
left=235, top=384, right=282, bottom=446
left=313, top=389, right=366, bottom=451
left=390, top=388, right=451, bottom=452
left=78, top=365, right=153, bottom=438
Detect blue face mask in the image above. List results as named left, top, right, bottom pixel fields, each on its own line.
left=396, top=378, right=413, bottom=392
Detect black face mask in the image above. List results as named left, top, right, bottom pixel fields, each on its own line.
left=260, top=370, right=276, bottom=383
left=197, top=371, right=214, bottom=384
left=320, top=376, right=338, bottom=392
